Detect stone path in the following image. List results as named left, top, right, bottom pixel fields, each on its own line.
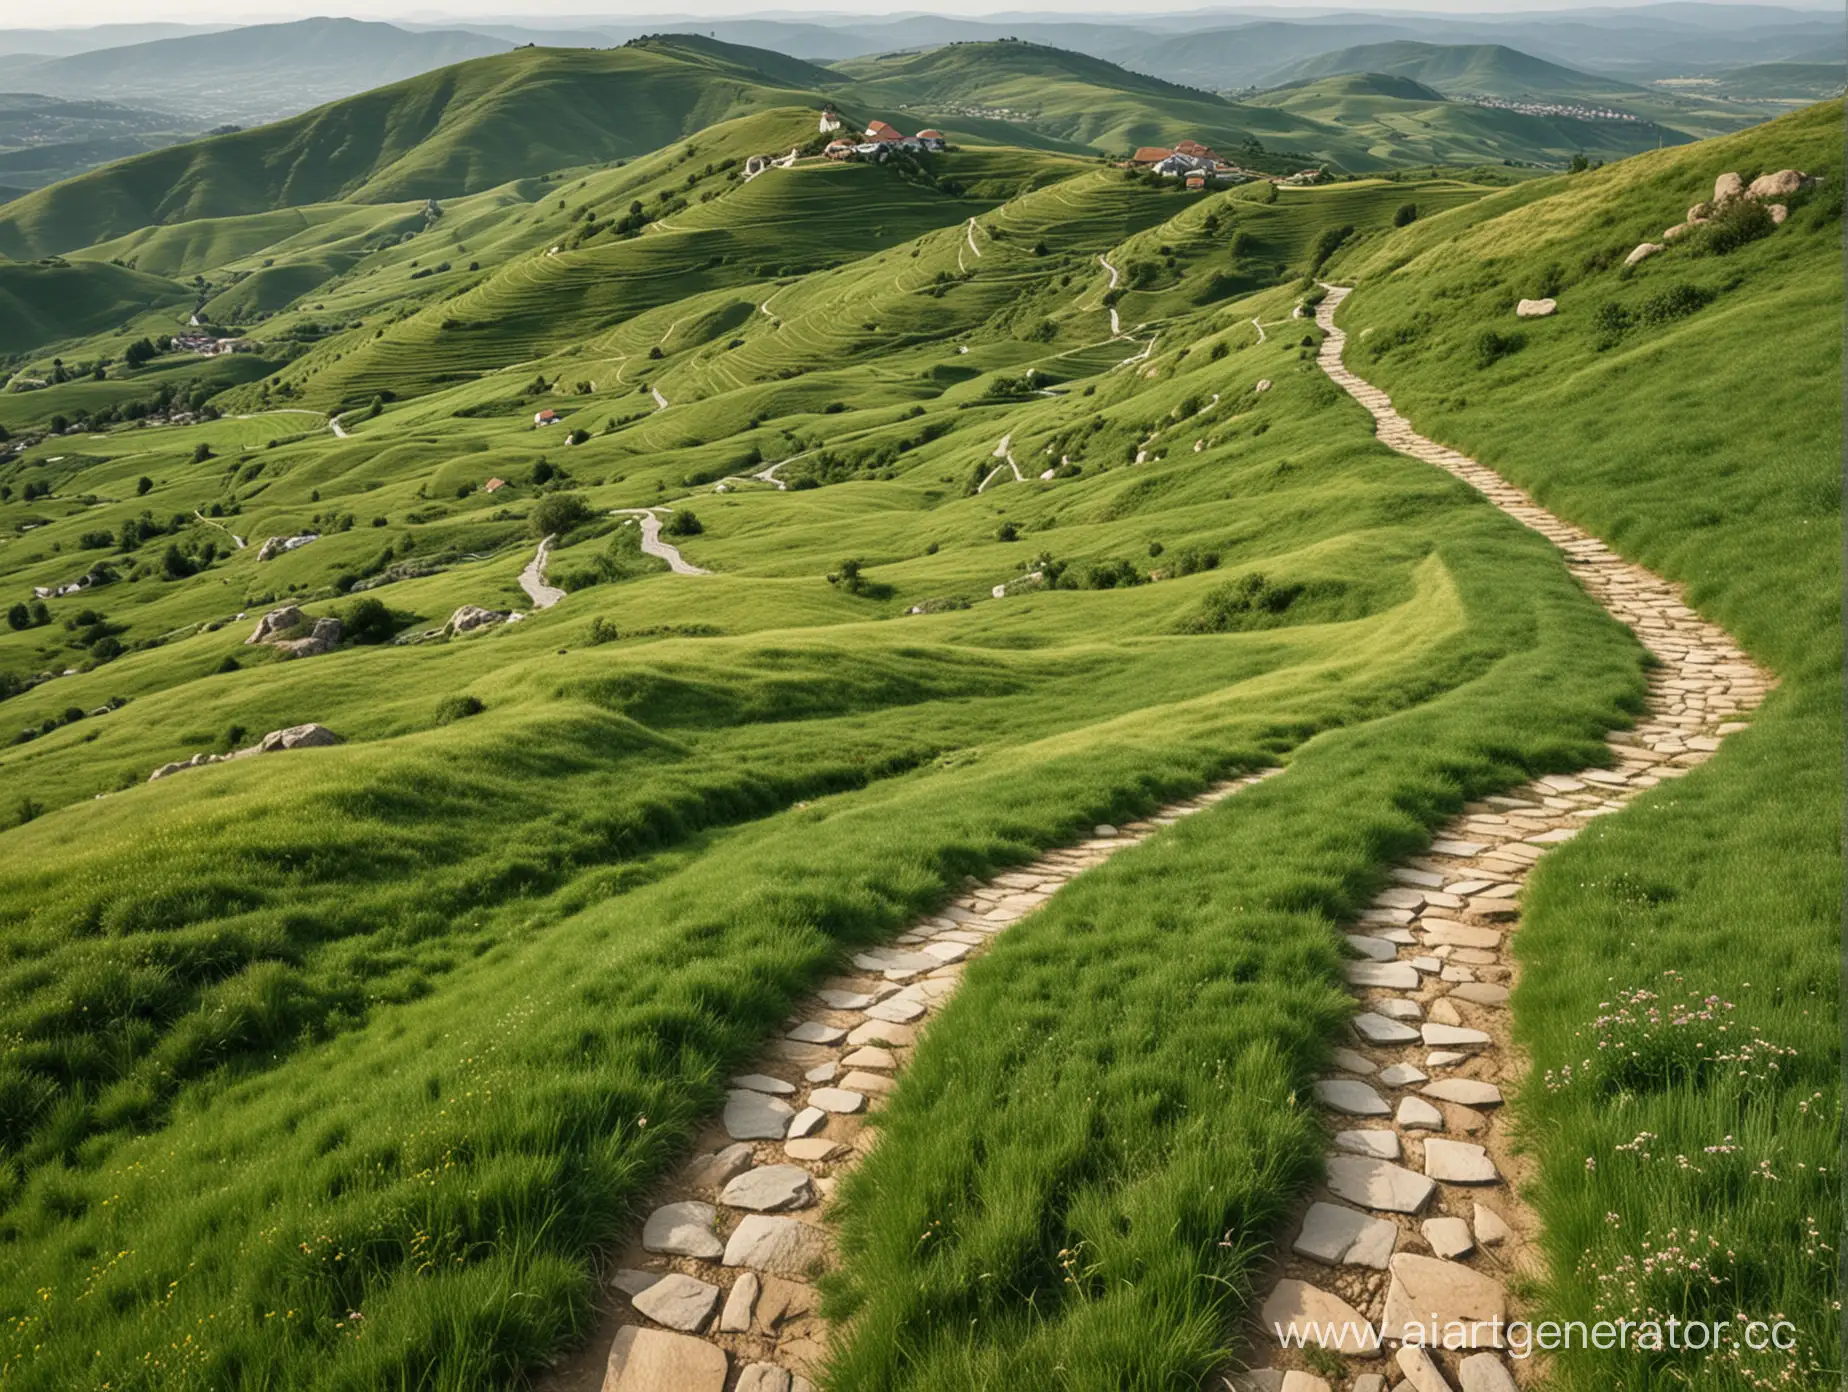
left=550, top=771, right=1278, bottom=1392
left=520, top=535, right=566, bottom=609
left=611, top=509, right=710, bottom=576
left=1226, top=287, right=1771, bottom=1392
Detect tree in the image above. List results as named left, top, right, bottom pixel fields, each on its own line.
left=136, top=476, right=153, bottom=496
left=529, top=491, right=592, bottom=538
left=192, top=443, right=213, bottom=463
left=6, top=603, right=30, bottom=631
left=161, top=545, right=195, bottom=580
left=1568, top=152, right=1590, bottom=174
left=1393, top=203, right=1418, bottom=227
left=662, top=509, right=702, bottom=537
left=342, top=596, right=397, bottom=644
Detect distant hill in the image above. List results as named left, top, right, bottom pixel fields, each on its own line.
left=1695, top=60, right=1847, bottom=100
left=1250, top=71, right=1693, bottom=167
left=0, top=256, right=189, bottom=354
left=1260, top=41, right=1647, bottom=102
left=5, top=18, right=512, bottom=126
left=0, top=38, right=833, bottom=259
left=0, top=93, right=203, bottom=190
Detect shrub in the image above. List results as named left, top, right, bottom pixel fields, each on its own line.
left=996, top=522, right=1019, bottom=542
left=1473, top=328, right=1526, bottom=369
left=662, top=510, right=702, bottom=537
left=1082, top=558, right=1143, bottom=589
left=6, top=604, right=30, bottom=631
left=341, top=596, right=397, bottom=644
left=1690, top=197, right=1774, bottom=256
left=529, top=491, right=593, bottom=539
left=136, top=476, right=153, bottom=496
left=1176, top=572, right=1305, bottom=632
left=1592, top=300, right=1635, bottom=350
left=1309, top=224, right=1354, bottom=272
left=1636, top=282, right=1715, bottom=325
left=433, top=694, right=485, bottom=725
left=1393, top=203, right=1418, bottom=227
left=586, top=617, right=620, bottom=645
left=191, top=443, right=212, bottom=463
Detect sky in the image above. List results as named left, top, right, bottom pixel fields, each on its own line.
left=4, top=0, right=1838, bottom=23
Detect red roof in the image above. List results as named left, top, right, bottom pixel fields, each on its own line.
left=1176, top=138, right=1216, bottom=158
left=1131, top=146, right=1173, bottom=165
left=915, top=129, right=944, bottom=139
left=865, top=120, right=904, bottom=140
left=484, top=477, right=507, bottom=492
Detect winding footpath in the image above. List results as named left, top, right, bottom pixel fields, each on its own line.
left=520, top=536, right=566, bottom=609
left=1226, top=290, right=1770, bottom=1392
left=552, top=772, right=1278, bottom=1392
left=975, top=432, right=1025, bottom=493
left=614, top=509, right=710, bottom=575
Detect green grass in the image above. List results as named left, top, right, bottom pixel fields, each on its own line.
left=0, top=69, right=1834, bottom=1391
left=1331, top=99, right=1841, bottom=1390
left=0, top=259, right=189, bottom=356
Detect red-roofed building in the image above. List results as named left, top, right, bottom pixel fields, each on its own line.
left=825, top=139, right=857, bottom=160
left=865, top=120, right=905, bottom=142
left=1131, top=145, right=1173, bottom=166
left=915, top=129, right=946, bottom=150
left=483, top=477, right=508, bottom=493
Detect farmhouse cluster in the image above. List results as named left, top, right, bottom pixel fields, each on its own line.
left=825, top=117, right=948, bottom=162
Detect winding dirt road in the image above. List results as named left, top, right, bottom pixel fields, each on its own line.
left=519, top=536, right=566, bottom=608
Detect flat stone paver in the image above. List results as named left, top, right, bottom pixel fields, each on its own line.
left=642, top=1202, right=723, bottom=1260
left=603, top=1326, right=728, bottom=1392
left=631, top=1273, right=721, bottom=1332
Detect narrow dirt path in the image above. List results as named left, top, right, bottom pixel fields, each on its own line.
left=193, top=510, right=246, bottom=549
left=329, top=414, right=349, bottom=439
left=651, top=387, right=670, bottom=411
left=975, top=433, right=1025, bottom=494
left=613, top=509, right=709, bottom=575
left=1225, top=287, right=1771, bottom=1392
left=541, top=770, right=1278, bottom=1392
left=519, top=536, right=566, bottom=609
left=964, top=217, right=983, bottom=259
left=1098, top=254, right=1123, bottom=334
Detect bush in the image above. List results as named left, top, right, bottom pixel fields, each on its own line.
left=529, top=491, right=593, bottom=539
left=191, top=443, right=212, bottom=463
left=1309, top=224, right=1354, bottom=273
left=6, top=604, right=30, bottom=631
left=1473, top=328, right=1526, bottom=369
left=1175, top=572, right=1305, bottom=632
left=433, top=694, right=485, bottom=725
left=341, top=596, right=397, bottom=644
left=996, top=522, right=1019, bottom=542
left=1393, top=203, right=1418, bottom=227
left=662, top=510, right=702, bottom=537
left=1636, top=282, right=1715, bottom=325
left=1691, top=198, right=1774, bottom=256
left=136, top=476, right=153, bottom=497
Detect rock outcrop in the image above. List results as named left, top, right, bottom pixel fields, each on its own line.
left=246, top=607, right=342, bottom=658
left=1748, top=168, right=1808, bottom=200
left=1624, top=242, right=1664, bottom=267
left=256, top=533, right=319, bottom=562
left=445, top=605, right=508, bottom=636
left=150, top=723, right=342, bottom=782
left=1514, top=298, right=1555, bottom=318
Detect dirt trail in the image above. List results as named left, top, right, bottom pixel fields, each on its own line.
left=975, top=433, right=1025, bottom=494
left=1223, top=285, right=1771, bottom=1392
left=613, top=508, right=709, bottom=575
left=329, top=414, right=349, bottom=439
left=1097, top=254, right=1122, bottom=334
left=519, top=536, right=566, bottom=609
left=539, top=770, right=1280, bottom=1392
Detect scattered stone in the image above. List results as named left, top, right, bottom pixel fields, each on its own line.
left=724, top=1090, right=795, bottom=1141
left=1423, top=1139, right=1499, bottom=1183
left=1515, top=298, right=1555, bottom=318
left=722, top=1215, right=831, bottom=1276
left=736, top=1365, right=793, bottom=1392
left=1457, top=1352, right=1519, bottom=1392
left=1375, top=999, right=1423, bottom=1020
left=1333, top=1129, right=1401, bottom=1160
left=1441, top=1102, right=1491, bottom=1135
left=719, top=1272, right=759, bottom=1332
left=1421, top=1024, right=1491, bottom=1050
left=642, top=1201, right=723, bottom=1260
left=687, top=1143, right=754, bottom=1190
left=259, top=723, right=341, bottom=752
left=445, top=604, right=507, bottom=635
left=1381, top=1253, right=1508, bottom=1347
left=1354, top=1013, right=1421, bottom=1044
left=1427, top=999, right=1464, bottom=1027
left=732, top=1074, right=796, bottom=1095
left=1346, top=961, right=1421, bottom=989
left=1421, top=1079, right=1503, bottom=1108
left=603, top=1326, right=727, bottom=1392
left=1472, top=1202, right=1513, bottom=1248
left=1314, top=1079, right=1391, bottom=1116
left=1379, top=1063, right=1427, bottom=1087
left=721, top=1165, right=816, bottom=1212
left=1624, top=242, right=1664, bottom=267
left=1448, top=983, right=1509, bottom=1007
left=785, top=1137, right=844, bottom=1162
left=1423, top=1215, right=1475, bottom=1259
left=807, top=1087, right=865, bottom=1114
left=609, top=1268, right=661, bottom=1297
left=632, top=1272, right=722, bottom=1332
left=1714, top=171, right=1745, bottom=202
left=787, top=1022, right=846, bottom=1045
left=804, top=1063, right=837, bottom=1084
left=1258, top=1280, right=1377, bottom=1352
left=1294, top=1201, right=1398, bottom=1269
left=1747, top=169, right=1806, bottom=199
left=1331, top=1047, right=1378, bottom=1075
left=1426, top=1051, right=1466, bottom=1068
left=1397, top=1096, right=1444, bottom=1130
left=1396, top=1344, right=1456, bottom=1392
left=1769, top=203, right=1789, bottom=225
left=787, top=1106, right=827, bottom=1138
left=1325, top=1155, right=1436, bottom=1214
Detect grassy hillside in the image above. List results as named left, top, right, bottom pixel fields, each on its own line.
left=0, top=39, right=831, bottom=260
left=1252, top=72, right=1689, bottom=167
left=1265, top=40, right=1648, bottom=101
left=0, top=258, right=189, bottom=355
left=1330, top=98, right=1841, bottom=1389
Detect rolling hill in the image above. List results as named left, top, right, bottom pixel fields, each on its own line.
left=1, top=18, right=512, bottom=127
left=1250, top=71, right=1691, bottom=167
left=1261, top=40, right=1650, bottom=102
left=0, top=38, right=836, bottom=260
